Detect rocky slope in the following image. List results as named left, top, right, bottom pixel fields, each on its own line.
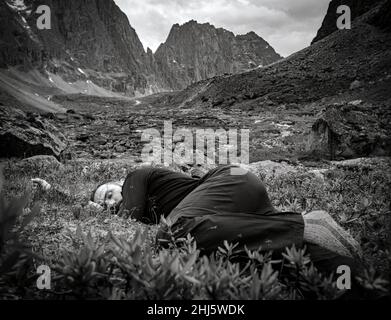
left=312, top=0, right=384, bottom=43
left=0, top=1, right=281, bottom=106
left=0, top=0, right=165, bottom=97
left=150, top=0, right=391, bottom=160
left=1, top=0, right=390, bottom=163
left=163, top=4, right=391, bottom=108
left=155, top=20, right=281, bottom=90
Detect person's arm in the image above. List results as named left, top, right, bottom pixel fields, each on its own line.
left=119, top=168, right=151, bottom=223
left=32, top=178, right=75, bottom=204
left=32, top=178, right=104, bottom=211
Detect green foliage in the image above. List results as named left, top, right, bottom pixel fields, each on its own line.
left=45, top=228, right=388, bottom=300
left=1, top=160, right=389, bottom=300
left=0, top=166, right=40, bottom=299
left=53, top=227, right=111, bottom=299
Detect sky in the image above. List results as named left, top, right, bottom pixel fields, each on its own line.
left=114, top=0, right=331, bottom=57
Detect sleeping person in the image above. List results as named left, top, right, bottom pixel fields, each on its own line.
left=91, top=165, right=362, bottom=275
left=34, top=165, right=362, bottom=276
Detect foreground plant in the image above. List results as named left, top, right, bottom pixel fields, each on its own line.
left=0, top=166, right=40, bottom=299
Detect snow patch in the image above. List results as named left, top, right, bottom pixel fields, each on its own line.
left=275, top=123, right=291, bottom=129
left=77, top=68, right=86, bottom=75
left=6, top=0, right=28, bottom=11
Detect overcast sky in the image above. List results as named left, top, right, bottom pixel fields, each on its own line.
left=114, top=0, right=331, bottom=57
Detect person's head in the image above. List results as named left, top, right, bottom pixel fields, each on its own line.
left=91, top=182, right=123, bottom=214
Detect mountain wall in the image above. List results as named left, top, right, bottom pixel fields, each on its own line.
left=0, top=0, right=165, bottom=96
left=155, top=20, right=281, bottom=90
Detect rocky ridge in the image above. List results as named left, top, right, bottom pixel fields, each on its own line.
left=145, top=0, right=391, bottom=161
left=0, top=0, right=167, bottom=96
left=155, top=20, right=281, bottom=90
left=0, top=0, right=281, bottom=104
left=312, top=0, right=384, bottom=43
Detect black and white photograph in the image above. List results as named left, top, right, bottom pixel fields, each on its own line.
left=0, top=0, right=390, bottom=305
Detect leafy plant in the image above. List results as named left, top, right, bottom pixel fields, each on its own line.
left=0, top=165, right=40, bottom=299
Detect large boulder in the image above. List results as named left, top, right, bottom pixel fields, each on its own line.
left=0, top=106, right=68, bottom=159
left=306, top=104, right=391, bottom=160
left=17, top=155, right=63, bottom=170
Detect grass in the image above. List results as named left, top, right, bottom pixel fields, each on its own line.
left=0, top=157, right=390, bottom=299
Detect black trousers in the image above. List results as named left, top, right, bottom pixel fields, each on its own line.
left=157, top=165, right=360, bottom=278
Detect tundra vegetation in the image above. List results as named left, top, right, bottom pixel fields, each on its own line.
left=0, top=159, right=389, bottom=300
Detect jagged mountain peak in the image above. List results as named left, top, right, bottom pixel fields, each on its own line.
left=167, top=0, right=391, bottom=113
left=0, top=0, right=168, bottom=100
left=166, top=20, right=235, bottom=38
left=155, top=20, right=281, bottom=90
left=1, top=0, right=282, bottom=106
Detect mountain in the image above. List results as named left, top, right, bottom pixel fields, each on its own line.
left=0, top=1, right=282, bottom=109
left=155, top=20, right=282, bottom=90
left=0, top=0, right=165, bottom=104
left=163, top=0, right=391, bottom=108
left=152, top=0, right=391, bottom=160
left=312, top=0, right=384, bottom=43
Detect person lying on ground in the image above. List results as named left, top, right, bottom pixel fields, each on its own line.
left=33, top=165, right=362, bottom=279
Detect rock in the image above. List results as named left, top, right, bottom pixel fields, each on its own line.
left=371, top=0, right=391, bottom=31
left=332, top=157, right=390, bottom=168
left=0, top=107, right=67, bottom=159
left=54, top=114, right=68, bottom=121
left=18, top=155, right=63, bottom=170
left=306, top=104, right=391, bottom=160
left=76, top=134, right=90, bottom=143
left=31, top=178, right=52, bottom=192
left=349, top=100, right=363, bottom=106
left=246, top=160, right=302, bottom=178
left=350, top=80, right=362, bottom=90
left=114, top=145, right=126, bottom=153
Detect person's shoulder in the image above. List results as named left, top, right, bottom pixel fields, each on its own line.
left=125, top=166, right=171, bottom=180
left=134, top=166, right=156, bottom=174
left=122, top=166, right=152, bottom=184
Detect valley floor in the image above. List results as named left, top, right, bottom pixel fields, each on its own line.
left=2, top=148, right=390, bottom=299
left=1, top=93, right=390, bottom=299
